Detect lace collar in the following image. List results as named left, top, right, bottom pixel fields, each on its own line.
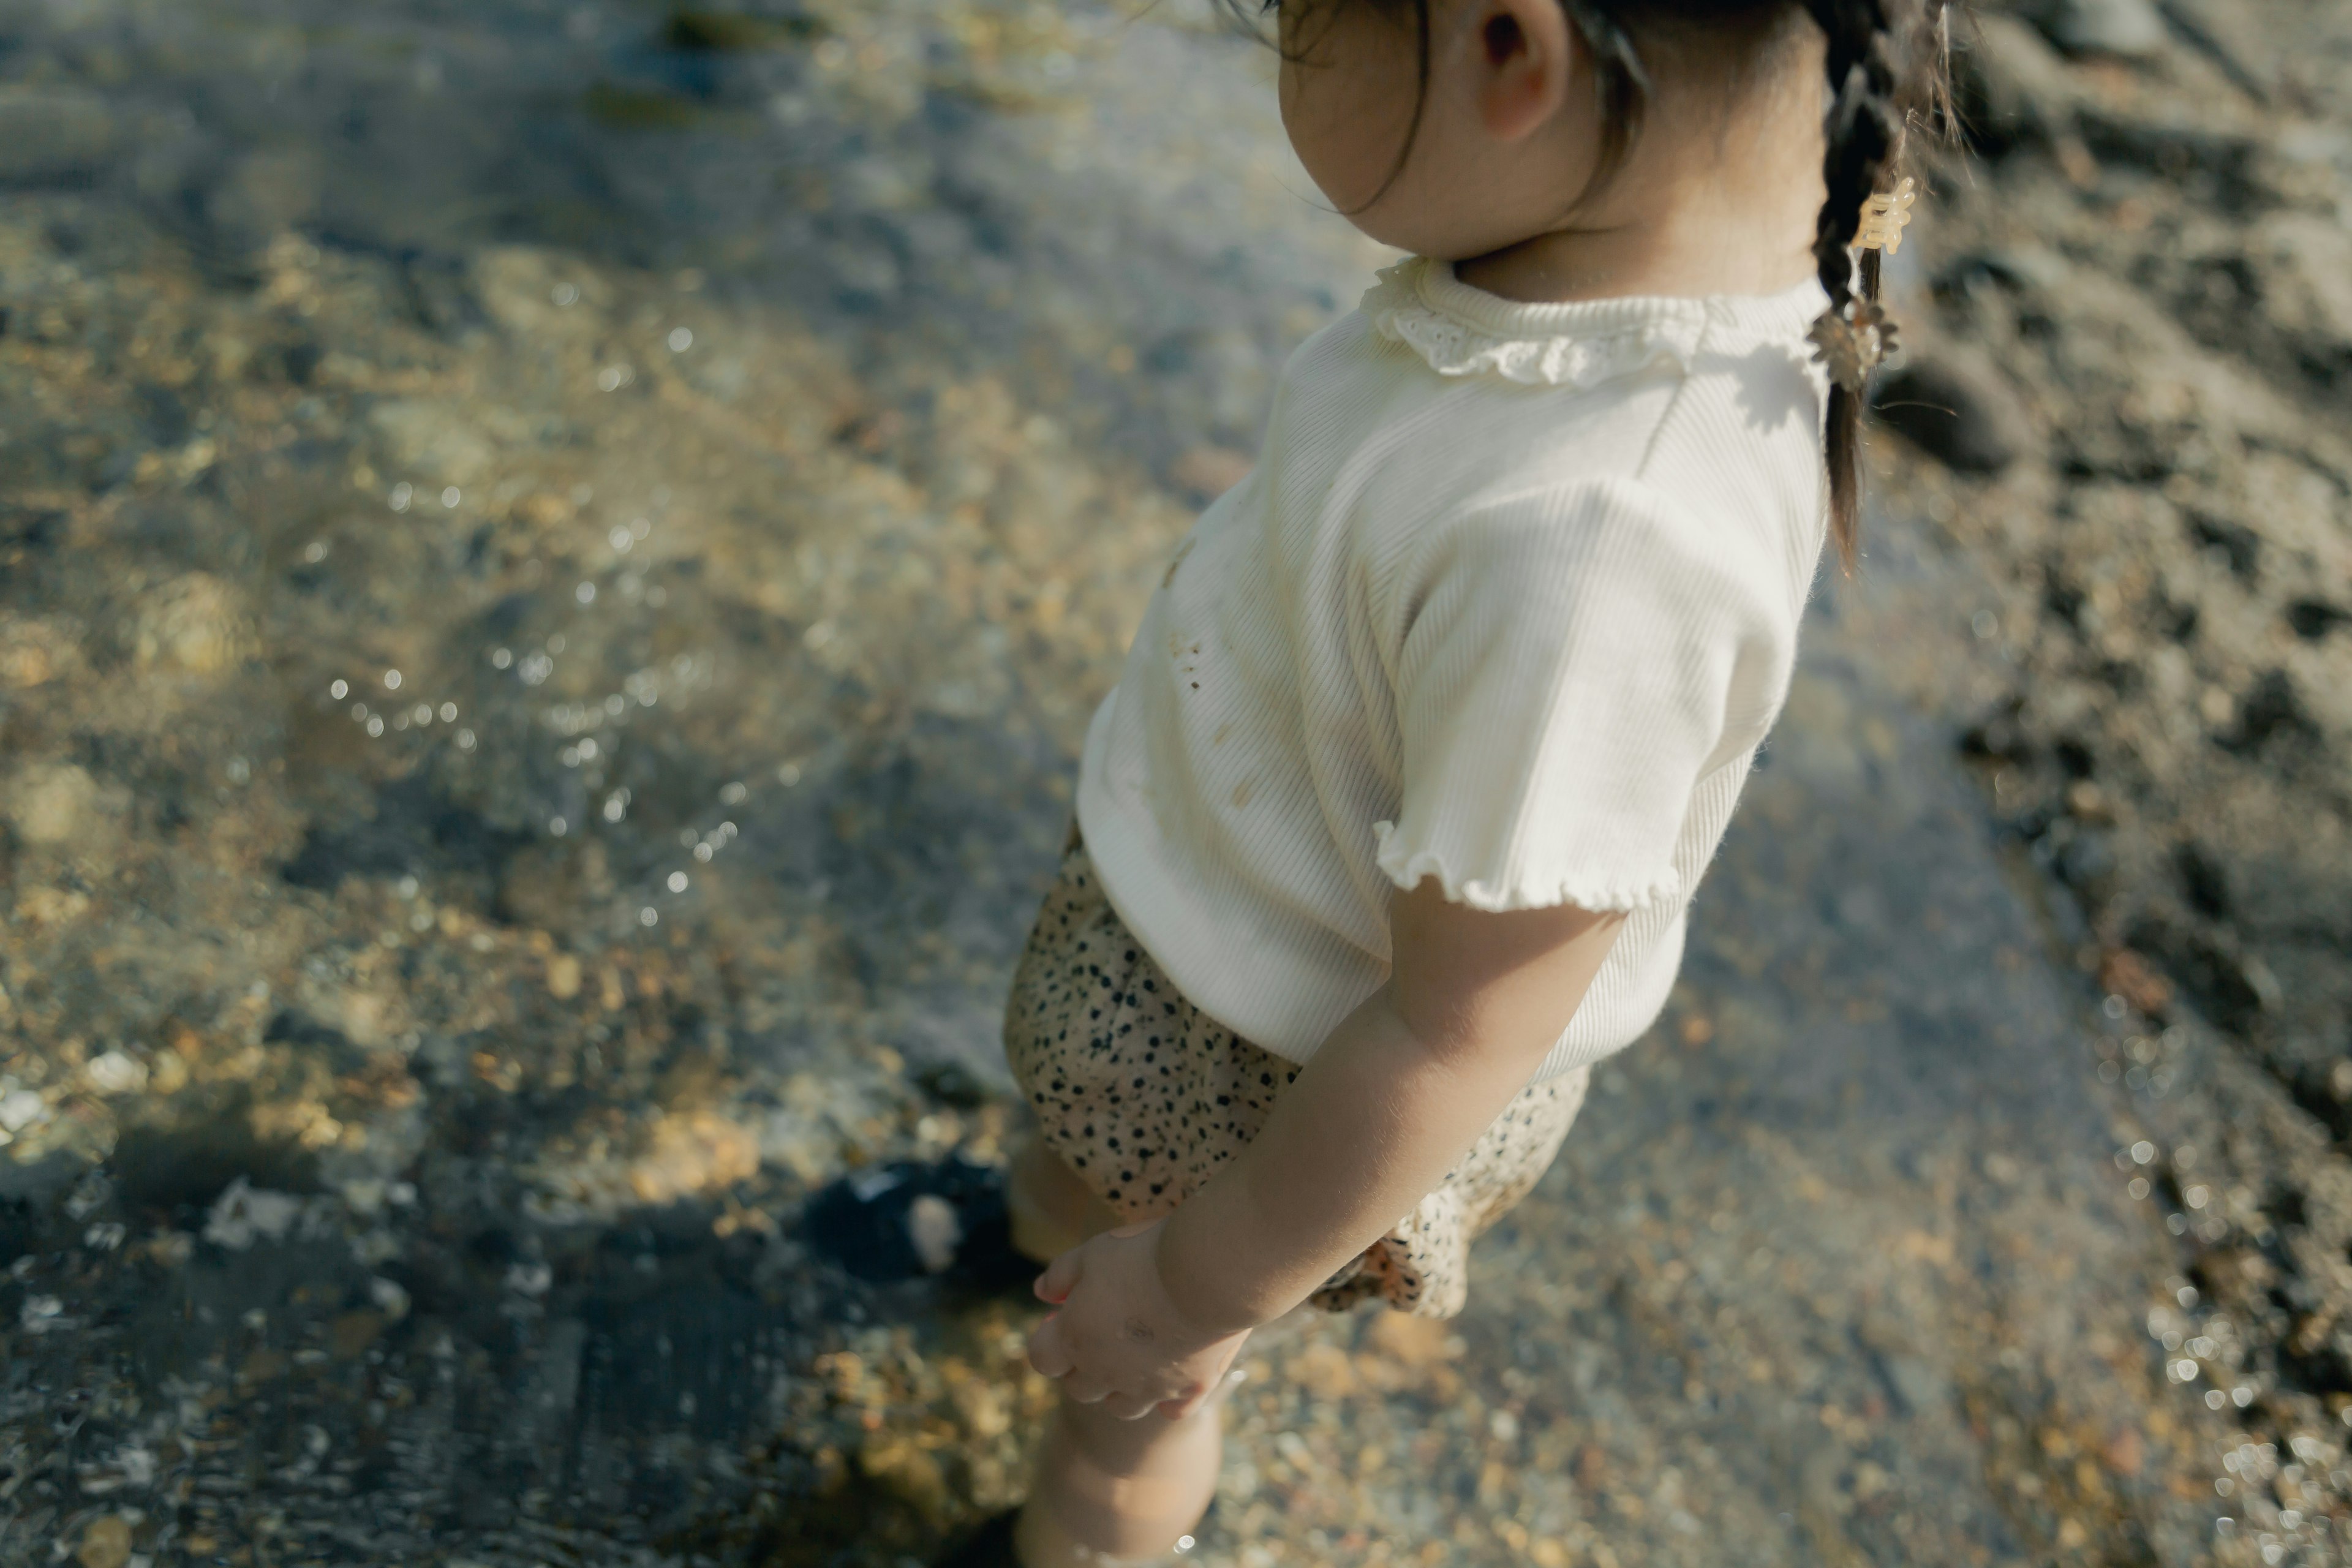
left=1360, top=256, right=1826, bottom=387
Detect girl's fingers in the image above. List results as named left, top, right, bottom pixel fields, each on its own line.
left=1027, top=1315, right=1072, bottom=1380
left=1158, top=1382, right=1210, bottom=1421
left=1102, top=1391, right=1159, bottom=1421
left=1033, top=1245, right=1085, bottom=1305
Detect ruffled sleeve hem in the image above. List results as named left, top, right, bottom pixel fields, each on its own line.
left=1373, top=821, right=1686, bottom=915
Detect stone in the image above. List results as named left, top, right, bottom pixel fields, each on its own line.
left=625, top=1109, right=760, bottom=1204
left=4, top=763, right=109, bottom=846
left=75, top=1514, right=132, bottom=1568
left=471, top=246, right=609, bottom=336
left=858, top=1435, right=953, bottom=1523
left=0, top=87, right=115, bottom=184
left=760, top=1106, right=834, bottom=1184
left=133, top=573, right=252, bottom=676
left=1871, top=342, right=2032, bottom=473
left=83, top=1051, right=148, bottom=1096
left=2024, top=0, right=2170, bottom=58
left=905, top=1193, right=962, bottom=1273
left=1364, top=1312, right=1458, bottom=1370
left=0, top=616, right=83, bottom=688
left=369, top=399, right=498, bottom=487
left=510, top=491, right=573, bottom=529
left=368, top=1276, right=411, bottom=1319
left=202, top=1178, right=304, bottom=1251
left=545, top=954, right=582, bottom=1000
left=2107, top=949, right=2173, bottom=1011
left=0, top=1087, right=48, bottom=1134
left=1291, top=1340, right=1358, bottom=1401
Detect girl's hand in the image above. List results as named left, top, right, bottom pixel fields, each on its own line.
left=1026, top=1219, right=1251, bottom=1420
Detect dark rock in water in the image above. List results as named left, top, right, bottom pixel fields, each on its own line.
left=1871, top=345, right=2030, bottom=474
left=802, top=1155, right=1024, bottom=1289
left=281, top=772, right=528, bottom=892
left=665, top=9, right=824, bottom=51
left=915, top=1058, right=998, bottom=1109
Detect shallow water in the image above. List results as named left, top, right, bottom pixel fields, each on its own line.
left=0, top=2, right=2280, bottom=1564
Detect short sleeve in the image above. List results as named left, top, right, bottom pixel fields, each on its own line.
left=1372, top=477, right=1781, bottom=913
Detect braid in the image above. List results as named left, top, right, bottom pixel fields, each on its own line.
left=1801, top=0, right=1914, bottom=570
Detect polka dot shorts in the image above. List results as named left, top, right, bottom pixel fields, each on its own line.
left=1002, top=831, right=1589, bottom=1319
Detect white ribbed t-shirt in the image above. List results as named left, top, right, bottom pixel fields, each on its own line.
left=1077, top=258, right=1831, bottom=1082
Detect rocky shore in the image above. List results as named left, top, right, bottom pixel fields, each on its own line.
left=1875, top=3, right=2352, bottom=1558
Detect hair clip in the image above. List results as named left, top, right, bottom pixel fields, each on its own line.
left=1808, top=298, right=1899, bottom=393
left=1855, top=176, right=1917, bottom=255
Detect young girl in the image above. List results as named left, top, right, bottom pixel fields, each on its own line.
left=952, top=0, right=1947, bottom=1561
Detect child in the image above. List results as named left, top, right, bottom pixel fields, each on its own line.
left=951, top=0, right=1947, bottom=1561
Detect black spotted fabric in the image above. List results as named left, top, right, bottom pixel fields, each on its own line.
left=1002, top=831, right=1589, bottom=1319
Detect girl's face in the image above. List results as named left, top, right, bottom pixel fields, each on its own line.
left=1276, top=0, right=1600, bottom=262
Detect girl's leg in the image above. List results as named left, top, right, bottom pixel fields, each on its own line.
left=1013, top=1377, right=1228, bottom=1566
left=1003, top=1137, right=1222, bottom=1564
left=1005, top=1128, right=1122, bottom=1264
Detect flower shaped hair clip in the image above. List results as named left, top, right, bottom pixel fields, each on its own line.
left=1808, top=297, right=1899, bottom=393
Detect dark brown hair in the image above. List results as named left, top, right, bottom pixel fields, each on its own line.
left=1224, top=0, right=1955, bottom=569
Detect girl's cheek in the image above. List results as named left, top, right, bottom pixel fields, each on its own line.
left=1277, top=56, right=1303, bottom=147
left=1279, top=80, right=1340, bottom=204
left=1281, top=71, right=1373, bottom=212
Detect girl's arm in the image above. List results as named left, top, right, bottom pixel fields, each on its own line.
left=1025, top=881, right=1623, bottom=1417
left=1160, top=880, right=1622, bottom=1331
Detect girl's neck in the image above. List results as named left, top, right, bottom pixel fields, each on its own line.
left=1455, top=63, right=1825, bottom=306
left=1453, top=198, right=1817, bottom=304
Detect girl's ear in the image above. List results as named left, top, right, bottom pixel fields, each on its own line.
left=1469, top=0, right=1576, bottom=143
